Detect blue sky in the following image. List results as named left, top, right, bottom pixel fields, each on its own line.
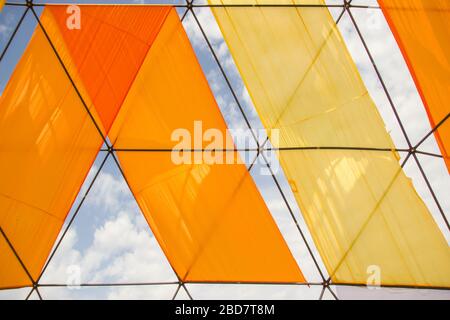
left=0, top=0, right=449, bottom=300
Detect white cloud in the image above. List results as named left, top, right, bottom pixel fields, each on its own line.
left=0, top=24, right=11, bottom=39
left=183, top=7, right=224, bottom=47
left=38, top=208, right=177, bottom=299
left=0, top=10, right=17, bottom=40
left=1, top=0, right=448, bottom=300
left=331, top=2, right=449, bottom=242
left=81, top=164, right=130, bottom=213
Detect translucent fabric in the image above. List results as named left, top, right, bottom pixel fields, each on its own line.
left=379, top=0, right=450, bottom=173
left=109, top=8, right=304, bottom=283
left=210, top=0, right=450, bottom=287
left=0, top=23, right=103, bottom=288
left=46, top=5, right=171, bottom=133
left=0, top=6, right=172, bottom=288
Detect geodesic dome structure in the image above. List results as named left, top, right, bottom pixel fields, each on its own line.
left=0, top=0, right=449, bottom=300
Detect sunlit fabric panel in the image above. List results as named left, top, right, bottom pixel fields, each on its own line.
left=0, top=235, right=30, bottom=289
left=109, top=8, right=304, bottom=283
left=0, top=21, right=103, bottom=288
left=379, top=0, right=450, bottom=173
left=45, top=5, right=171, bottom=133
left=210, top=0, right=450, bottom=287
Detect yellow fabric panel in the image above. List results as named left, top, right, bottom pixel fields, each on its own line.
left=0, top=12, right=103, bottom=288
left=210, top=0, right=450, bottom=287
left=0, top=0, right=5, bottom=12
left=109, top=8, right=304, bottom=283
left=379, top=0, right=450, bottom=172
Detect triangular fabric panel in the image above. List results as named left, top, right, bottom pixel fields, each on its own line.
left=46, top=5, right=171, bottom=133
left=109, top=8, right=304, bottom=283
left=0, top=21, right=103, bottom=288
left=209, top=0, right=450, bottom=287
left=379, top=0, right=450, bottom=173
left=0, top=6, right=173, bottom=289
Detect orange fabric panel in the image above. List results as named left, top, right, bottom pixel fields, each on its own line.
left=109, top=8, right=304, bottom=283
left=0, top=11, right=103, bottom=288
left=0, top=235, right=31, bottom=289
left=379, top=0, right=450, bottom=172
left=46, top=5, right=171, bottom=133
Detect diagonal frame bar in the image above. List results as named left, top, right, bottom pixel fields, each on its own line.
left=0, top=0, right=447, bottom=299
left=189, top=3, right=330, bottom=283
left=34, top=151, right=112, bottom=285
left=34, top=2, right=195, bottom=300
left=0, top=2, right=38, bottom=293
left=345, top=4, right=449, bottom=231
left=0, top=6, right=29, bottom=62
left=187, top=1, right=352, bottom=297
